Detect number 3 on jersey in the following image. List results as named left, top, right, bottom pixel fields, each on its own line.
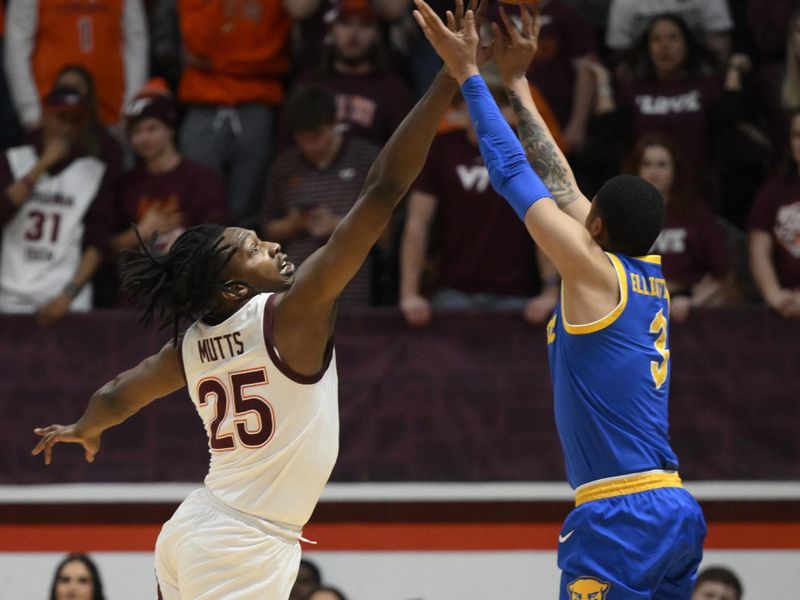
left=197, top=367, right=275, bottom=451
left=649, top=309, right=670, bottom=389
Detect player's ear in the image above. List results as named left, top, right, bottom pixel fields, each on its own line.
left=221, top=282, right=250, bottom=300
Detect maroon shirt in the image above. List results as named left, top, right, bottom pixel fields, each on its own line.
left=651, top=205, right=729, bottom=291
left=295, top=70, right=414, bottom=146
left=116, top=158, right=227, bottom=251
left=413, top=130, right=539, bottom=296
left=263, top=133, right=379, bottom=306
left=617, top=74, right=724, bottom=174
left=749, top=176, right=800, bottom=289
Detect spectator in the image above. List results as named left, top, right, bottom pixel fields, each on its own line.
left=586, top=14, right=750, bottom=205
left=291, top=0, right=410, bottom=78
left=606, top=0, right=733, bottom=67
left=54, top=65, right=125, bottom=183
left=755, top=7, right=800, bottom=163
left=53, top=66, right=127, bottom=308
left=49, top=553, right=106, bottom=600
left=293, top=0, right=415, bottom=146
left=501, top=0, right=596, bottom=153
left=176, top=0, right=292, bottom=229
left=400, top=89, right=559, bottom=326
left=0, top=85, right=113, bottom=323
left=290, top=559, right=323, bottom=600
left=112, top=80, right=226, bottom=259
left=308, top=586, right=348, bottom=600
left=691, top=565, right=743, bottom=600
left=262, top=86, right=380, bottom=307
left=623, top=133, right=731, bottom=322
left=748, top=111, right=800, bottom=319
left=4, top=0, right=148, bottom=129
left=747, top=0, right=798, bottom=63
left=0, top=2, right=21, bottom=150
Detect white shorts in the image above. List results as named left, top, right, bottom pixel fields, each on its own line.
left=154, top=488, right=302, bottom=599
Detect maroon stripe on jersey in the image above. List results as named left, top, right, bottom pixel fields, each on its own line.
left=176, top=334, right=188, bottom=385
left=262, top=293, right=334, bottom=384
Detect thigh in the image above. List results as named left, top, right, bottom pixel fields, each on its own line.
left=154, top=491, right=204, bottom=594
left=174, top=505, right=301, bottom=599
left=558, top=488, right=701, bottom=600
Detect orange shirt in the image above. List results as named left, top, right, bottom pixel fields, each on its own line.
left=178, top=0, right=291, bottom=106
left=32, top=0, right=125, bottom=124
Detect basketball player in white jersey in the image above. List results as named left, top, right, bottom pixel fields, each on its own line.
left=0, top=85, right=110, bottom=324
left=31, top=3, right=483, bottom=595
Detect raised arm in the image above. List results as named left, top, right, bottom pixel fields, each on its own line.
left=492, top=6, right=591, bottom=224
left=283, top=68, right=457, bottom=311
left=280, top=0, right=492, bottom=312
left=413, top=0, right=612, bottom=288
left=32, top=342, right=186, bottom=465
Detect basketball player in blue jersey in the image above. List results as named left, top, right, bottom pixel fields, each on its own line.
left=413, top=2, right=706, bottom=598
left=29, top=4, right=484, bottom=595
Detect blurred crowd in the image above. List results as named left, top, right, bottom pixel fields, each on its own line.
left=47, top=553, right=746, bottom=600
left=1, top=0, right=799, bottom=326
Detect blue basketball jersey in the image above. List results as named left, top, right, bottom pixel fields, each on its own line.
left=546, top=253, right=679, bottom=488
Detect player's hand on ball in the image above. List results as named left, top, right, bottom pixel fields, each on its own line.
left=32, top=424, right=101, bottom=465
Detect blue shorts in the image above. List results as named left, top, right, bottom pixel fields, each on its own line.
left=557, top=486, right=706, bottom=600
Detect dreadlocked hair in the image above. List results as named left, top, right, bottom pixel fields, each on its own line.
left=121, top=224, right=237, bottom=344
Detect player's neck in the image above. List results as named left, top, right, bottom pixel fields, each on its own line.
left=146, top=146, right=182, bottom=175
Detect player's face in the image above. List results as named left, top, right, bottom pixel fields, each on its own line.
left=790, top=113, right=800, bottom=165
left=648, top=19, right=687, bottom=77
left=638, top=145, right=674, bottom=197
left=54, top=560, right=94, bottom=600
left=331, top=16, right=379, bottom=64
left=222, top=227, right=295, bottom=293
left=129, top=117, right=175, bottom=163
left=690, top=581, right=738, bottom=600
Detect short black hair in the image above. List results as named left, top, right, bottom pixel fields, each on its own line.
left=593, top=174, right=665, bottom=256
left=694, top=566, right=743, bottom=599
left=285, top=86, right=337, bottom=133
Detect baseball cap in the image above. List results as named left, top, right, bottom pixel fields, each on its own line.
left=124, top=78, right=177, bottom=133
left=325, top=0, right=377, bottom=23
left=42, top=85, right=89, bottom=114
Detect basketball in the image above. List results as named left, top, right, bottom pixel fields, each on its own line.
left=498, top=0, right=539, bottom=5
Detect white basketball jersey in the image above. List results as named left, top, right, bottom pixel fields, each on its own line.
left=181, top=292, right=339, bottom=528
left=0, top=146, right=105, bottom=312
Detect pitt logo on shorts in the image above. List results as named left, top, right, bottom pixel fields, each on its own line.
left=568, top=576, right=610, bottom=599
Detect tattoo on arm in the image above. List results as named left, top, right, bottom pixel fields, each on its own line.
left=507, top=90, right=579, bottom=210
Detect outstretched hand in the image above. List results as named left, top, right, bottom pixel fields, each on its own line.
left=492, top=4, right=541, bottom=84
left=413, top=0, right=481, bottom=84
left=32, top=423, right=100, bottom=465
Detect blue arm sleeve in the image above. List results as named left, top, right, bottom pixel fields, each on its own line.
left=461, top=75, right=552, bottom=220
